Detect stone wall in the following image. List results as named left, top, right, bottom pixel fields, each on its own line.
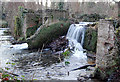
left=95, top=19, right=119, bottom=80
left=2, top=2, right=39, bottom=36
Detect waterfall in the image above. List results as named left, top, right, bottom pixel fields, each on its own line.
left=66, top=24, right=86, bottom=50
left=66, top=22, right=91, bottom=58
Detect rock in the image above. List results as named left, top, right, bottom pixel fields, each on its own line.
left=95, top=19, right=120, bottom=80
left=86, top=54, right=96, bottom=59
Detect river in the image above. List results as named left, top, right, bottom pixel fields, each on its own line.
left=0, top=27, right=95, bottom=80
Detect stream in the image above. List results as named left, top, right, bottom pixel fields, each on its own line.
left=0, top=27, right=95, bottom=80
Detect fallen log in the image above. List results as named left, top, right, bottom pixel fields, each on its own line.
left=70, top=64, right=96, bottom=71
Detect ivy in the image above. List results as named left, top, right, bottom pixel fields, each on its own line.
left=14, top=6, right=26, bottom=40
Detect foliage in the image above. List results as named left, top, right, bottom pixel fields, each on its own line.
left=59, top=17, right=68, bottom=22
left=65, top=61, right=70, bottom=65
left=114, top=20, right=120, bottom=54
left=14, top=6, right=26, bottom=40
left=62, top=50, right=70, bottom=57
left=118, top=14, right=120, bottom=17
left=83, top=28, right=97, bottom=52
left=14, top=16, right=22, bottom=39
left=62, top=50, right=71, bottom=65
left=28, top=21, right=70, bottom=49
left=18, top=6, right=25, bottom=18
left=79, top=13, right=106, bottom=22
left=0, top=62, right=27, bottom=81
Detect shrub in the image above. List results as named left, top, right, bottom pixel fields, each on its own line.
left=83, top=28, right=97, bottom=52
left=79, top=13, right=106, bottom=22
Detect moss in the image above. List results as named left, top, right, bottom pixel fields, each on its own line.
left=26, top=23, right=42, bottom=38
left=27, top=21, right=70, bottom=49
left=14, top=16, right=22, bottom=39
left=14, top=6, right=25, bottom=40
left=83, top=28, right=97, bottom=52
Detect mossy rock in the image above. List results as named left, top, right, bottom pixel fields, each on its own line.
left=83, top=28, right=97, bottom=52
left=27, top=21, right=70, bottom=49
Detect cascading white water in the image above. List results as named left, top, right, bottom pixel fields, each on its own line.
left=67, top=24, right=85, bottom=50
left=66, top=22, right=88, bottom=58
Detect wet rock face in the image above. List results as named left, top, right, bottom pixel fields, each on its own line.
left=95, top=19, right=120, bottom=80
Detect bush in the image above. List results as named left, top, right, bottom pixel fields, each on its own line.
left=27, top=21, right=70, bottom=49
left=79, top=13, right=106, bottom=22
left=83, top=28, right=97, bottom=52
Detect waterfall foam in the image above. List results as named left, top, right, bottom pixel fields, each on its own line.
left=66, top=22, right=90, bottom=58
